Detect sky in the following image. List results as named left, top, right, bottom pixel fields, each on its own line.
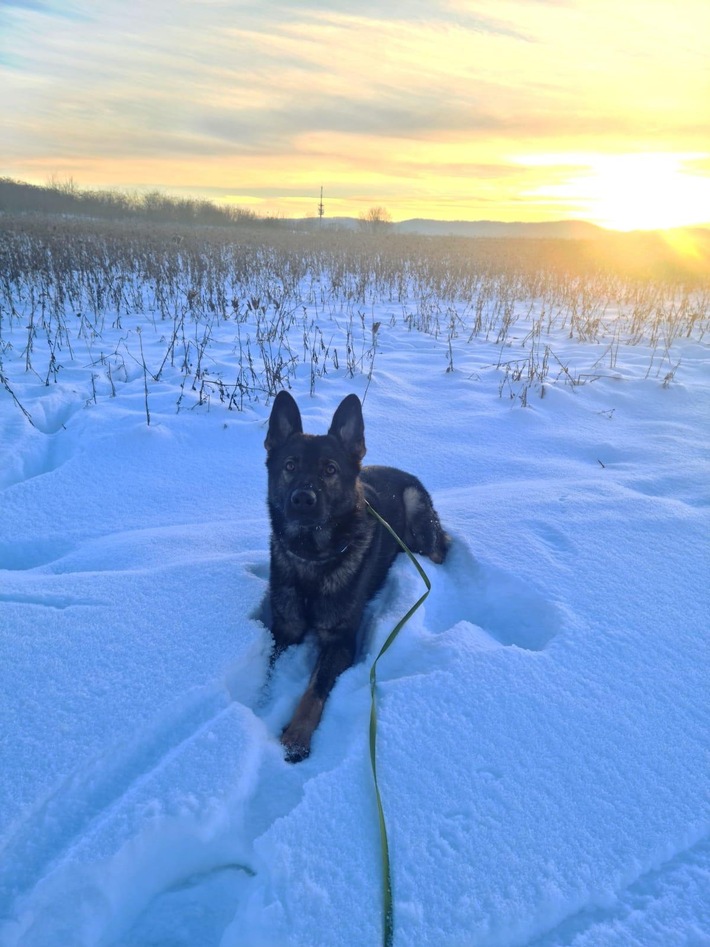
left=2, top=0, right=710, bottom=228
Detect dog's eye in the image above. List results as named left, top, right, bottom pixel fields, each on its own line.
left=323, top=462, right=338, bottom=477
left=284, top=460, right=296, bottom=473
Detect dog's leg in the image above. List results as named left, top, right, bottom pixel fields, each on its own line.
left=281, top=637, right=356, bottom=762
left=269, top=577, right=308, bottom=660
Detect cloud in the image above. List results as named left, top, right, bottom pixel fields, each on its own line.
left=0, top=0, right=87, bottom=19
left=0, top=0, right=58, bottom=10
left=4, top=2, right=524, bottom=163
left=235, top=0, right=529, bottom=38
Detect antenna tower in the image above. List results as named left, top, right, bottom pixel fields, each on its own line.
left=318, top=186, right=324, bottom=223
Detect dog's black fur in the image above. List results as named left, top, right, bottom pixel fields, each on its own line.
left=265, top=390, right=450, bottom=762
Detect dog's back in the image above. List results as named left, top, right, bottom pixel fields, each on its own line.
left=361, top=465, right=450, bottom=565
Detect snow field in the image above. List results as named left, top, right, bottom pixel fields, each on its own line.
left=1, top=232, right=709, bottom=946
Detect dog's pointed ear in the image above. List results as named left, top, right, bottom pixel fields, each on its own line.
left=328, top=394, right=366, bottom=462
left=265, top=391, right=302, bottom=452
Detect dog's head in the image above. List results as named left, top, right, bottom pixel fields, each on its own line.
left=265, top=391, right=366, bottom=529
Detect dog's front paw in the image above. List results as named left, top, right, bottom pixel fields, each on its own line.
left=280, top=725, right=312, bottom=763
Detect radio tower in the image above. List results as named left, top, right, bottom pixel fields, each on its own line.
left=317, top=186, right=324, bottom=225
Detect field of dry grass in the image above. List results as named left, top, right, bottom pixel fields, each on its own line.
left=1, top=216, right=708, bottom=420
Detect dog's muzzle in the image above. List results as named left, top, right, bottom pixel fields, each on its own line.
left=290, top=487, right=318, bottom=514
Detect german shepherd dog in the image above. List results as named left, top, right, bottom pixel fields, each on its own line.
left=265, top=390, right=450, bottom=762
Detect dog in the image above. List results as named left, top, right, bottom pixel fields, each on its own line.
left=264, top=390, right=450, bottom=762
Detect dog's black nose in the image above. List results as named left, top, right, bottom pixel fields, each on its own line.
left=290, top=488, right=317, bottom=511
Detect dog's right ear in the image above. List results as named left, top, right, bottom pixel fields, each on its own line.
left=328, top=393, right=366, bottom=463
left=265, top=391, right=302, bottom=452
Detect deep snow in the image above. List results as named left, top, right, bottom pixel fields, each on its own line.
left=0, top=249, right=709, bottom=947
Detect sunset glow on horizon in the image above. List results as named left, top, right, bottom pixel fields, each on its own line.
left=2, top=0, right=710, bottom=231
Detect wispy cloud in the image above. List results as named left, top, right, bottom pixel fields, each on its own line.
left=1, top=0, right=77, bottom=12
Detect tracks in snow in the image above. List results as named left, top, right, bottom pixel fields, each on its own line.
left=1, top=539, right=564, bottom=944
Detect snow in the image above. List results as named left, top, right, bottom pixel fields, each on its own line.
left=1, top=229, right=709, bottom=946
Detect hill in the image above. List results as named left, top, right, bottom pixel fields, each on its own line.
left=291, top=216, right=608, bottom=238
left=394, top=218, right=607, bottom=238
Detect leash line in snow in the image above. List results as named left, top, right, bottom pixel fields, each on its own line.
left=366, top=501, right=432, bottom=947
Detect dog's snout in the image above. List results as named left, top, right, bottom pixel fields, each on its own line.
left=290, top=488, right=318, bottom=511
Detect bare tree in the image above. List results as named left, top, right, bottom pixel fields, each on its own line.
left=359, top=206, right=393, bottom=234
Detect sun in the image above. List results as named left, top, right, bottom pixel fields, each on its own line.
left=524, top=153, right=710, bottom=232
left=580, top=154, right=710, bottom=231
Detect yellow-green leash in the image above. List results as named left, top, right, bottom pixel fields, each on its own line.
left=365, top=501, right=432, bottom=947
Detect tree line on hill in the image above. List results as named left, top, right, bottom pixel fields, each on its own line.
left=0, top=177, right=283, bottom=228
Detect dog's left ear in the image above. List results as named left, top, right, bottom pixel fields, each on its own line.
left=328, top=394, right=366, bottom=462
left=265, top=390, right=303, bottom=452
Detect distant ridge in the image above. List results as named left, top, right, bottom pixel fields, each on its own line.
left=294, top=216, right=609, bottom=239
left=394, top=218, right=607, bottom=239
left=1, top=180, right=604, bottom=237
